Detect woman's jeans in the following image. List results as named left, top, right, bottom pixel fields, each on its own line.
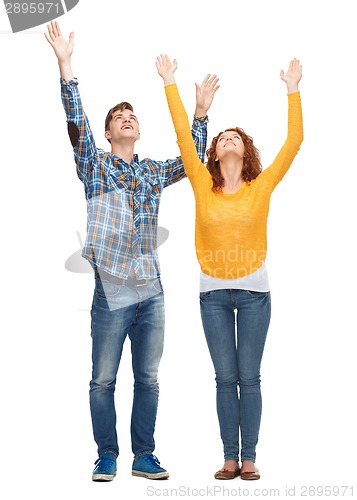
left=89, top=275, right=165, bottom=458
left=200, top=288, right=271, bottom=462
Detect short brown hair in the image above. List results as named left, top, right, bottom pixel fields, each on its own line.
left=206, top=127, right=262, bottom=193
left=104, top=101, right=134, bottom=132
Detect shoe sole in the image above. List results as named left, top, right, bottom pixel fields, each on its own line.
left=240, top=473, right=260, bottom=481
left=92, top=472, right=117, bottom=482
left=132, top=470, right=169, bottom=480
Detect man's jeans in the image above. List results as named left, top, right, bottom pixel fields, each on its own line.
left=200, top=288, right=271, bottom=462
left=89, top=275, right=165, bottom=458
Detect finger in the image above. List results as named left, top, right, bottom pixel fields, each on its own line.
left=44, top=31, right=52, bottom=44
left=52, top=20, right=59, bottom=37
left=45, top=23, right=51, bottom=38
left=56, top=21, right=62, bottom=37
left=201, top=74, right=211, bottom=86
left=46, top=23, right=56, bottom=42
left=210, top=75, right=220, bottom=87
left=207, top=73, right=217, bottom=83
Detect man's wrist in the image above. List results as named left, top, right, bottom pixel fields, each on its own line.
left=58, top=59, right=73, bottom=81
left=194, top=114, right=208, bottom=122
left=194, top=107, right=207, bottom=118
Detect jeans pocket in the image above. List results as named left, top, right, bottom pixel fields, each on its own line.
left=95, top=280, right=123, bottom=299
left=151, top=278, right=163, bottom=294
left=244, top=290, right=269, bottom=296
left=199, top=290, right=215, bottom=302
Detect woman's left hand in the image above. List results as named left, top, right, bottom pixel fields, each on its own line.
left=280, top=58, right=302, bottom=93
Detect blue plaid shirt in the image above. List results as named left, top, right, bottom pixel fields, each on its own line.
left=61, top=78, right=208, bottom=278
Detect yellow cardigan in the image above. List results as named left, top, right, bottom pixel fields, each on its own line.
left=165, top=84, right=303, bottom=279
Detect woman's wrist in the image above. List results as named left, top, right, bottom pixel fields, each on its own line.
left=163, top=75, right=176, bottom=86
left=287, top=83, right=299, bottom=94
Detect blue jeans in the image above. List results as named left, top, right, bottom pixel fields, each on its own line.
left=89, top=276, right=165, bottom=458
left=200, top=289, right=271, bottom=462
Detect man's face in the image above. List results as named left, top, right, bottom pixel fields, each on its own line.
left=105, top=108, right=140, bottom=143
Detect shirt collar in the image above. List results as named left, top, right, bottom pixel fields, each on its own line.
left=111, top=153, right=140, bottom=166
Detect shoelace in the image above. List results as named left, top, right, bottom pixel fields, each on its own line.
left=94, top=456, right=116, bottom=471
left=143, top=454, right=161, bottom=467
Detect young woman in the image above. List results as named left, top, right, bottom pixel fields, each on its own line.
left=156, top=56, right=303, bottom=480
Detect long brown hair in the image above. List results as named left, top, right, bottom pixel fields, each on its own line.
left=206, top=127, right=262, bottom=193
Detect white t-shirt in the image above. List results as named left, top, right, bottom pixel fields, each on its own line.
left=200, top=262, right=270, bottom=293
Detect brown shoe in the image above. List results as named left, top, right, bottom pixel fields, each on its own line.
left=214, top=468, right=240, bottom=480
left=240, top=470, right=260, bottom=481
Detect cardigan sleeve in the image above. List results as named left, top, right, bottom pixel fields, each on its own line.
left=263, top=91, right=304, bottom=189
left=164, top=83, right=210, bottom=184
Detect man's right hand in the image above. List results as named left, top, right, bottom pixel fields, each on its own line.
left=45, top=21, right=74, bottom=81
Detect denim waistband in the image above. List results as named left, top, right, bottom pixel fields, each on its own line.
left=94, top=268, right=157, bottom=287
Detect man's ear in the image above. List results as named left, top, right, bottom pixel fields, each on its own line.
left=104, top=130, right=111, bottom=141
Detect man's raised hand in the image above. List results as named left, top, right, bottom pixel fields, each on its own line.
left=195, top=74, right=220, bottom=117
left=44, top=21, right=74, bottom=81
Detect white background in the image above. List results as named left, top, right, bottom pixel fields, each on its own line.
left=1, top=1, right=356, bottom=498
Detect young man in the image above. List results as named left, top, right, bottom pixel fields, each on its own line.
left=45, top=21, right=218, bottom=481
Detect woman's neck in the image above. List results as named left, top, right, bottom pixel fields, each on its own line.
left=220, top=159, right=244, bottom=193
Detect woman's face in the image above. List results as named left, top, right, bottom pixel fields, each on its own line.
left=215, top=130, right=245, bottom=161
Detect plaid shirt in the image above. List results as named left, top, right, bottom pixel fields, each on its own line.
left=61, top=78, right=208, bottom=278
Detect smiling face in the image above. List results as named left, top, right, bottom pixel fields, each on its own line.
left=206, top=127, right=263, bottom=192
left=104, top=102, right=140, bottom=144
left=105, top=109, right=140, bottom=144
left=215, top=130, right=245, bottom=161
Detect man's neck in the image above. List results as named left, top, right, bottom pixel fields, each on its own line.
left=111, top=142, right=136, bottom=165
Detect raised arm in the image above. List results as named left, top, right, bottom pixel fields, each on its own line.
left=265, top=58, right=304, bottom=187
left=44, top=20, right=74, bottom=81
left=194, top=73, right=220, bottom=118
left=191, top=74, right=220, bottom=163
left=280, top=57, right=302, bottom=94
left=156, top=55, right=219, bottom=180
left=44, top=21, right=96, bottom=184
